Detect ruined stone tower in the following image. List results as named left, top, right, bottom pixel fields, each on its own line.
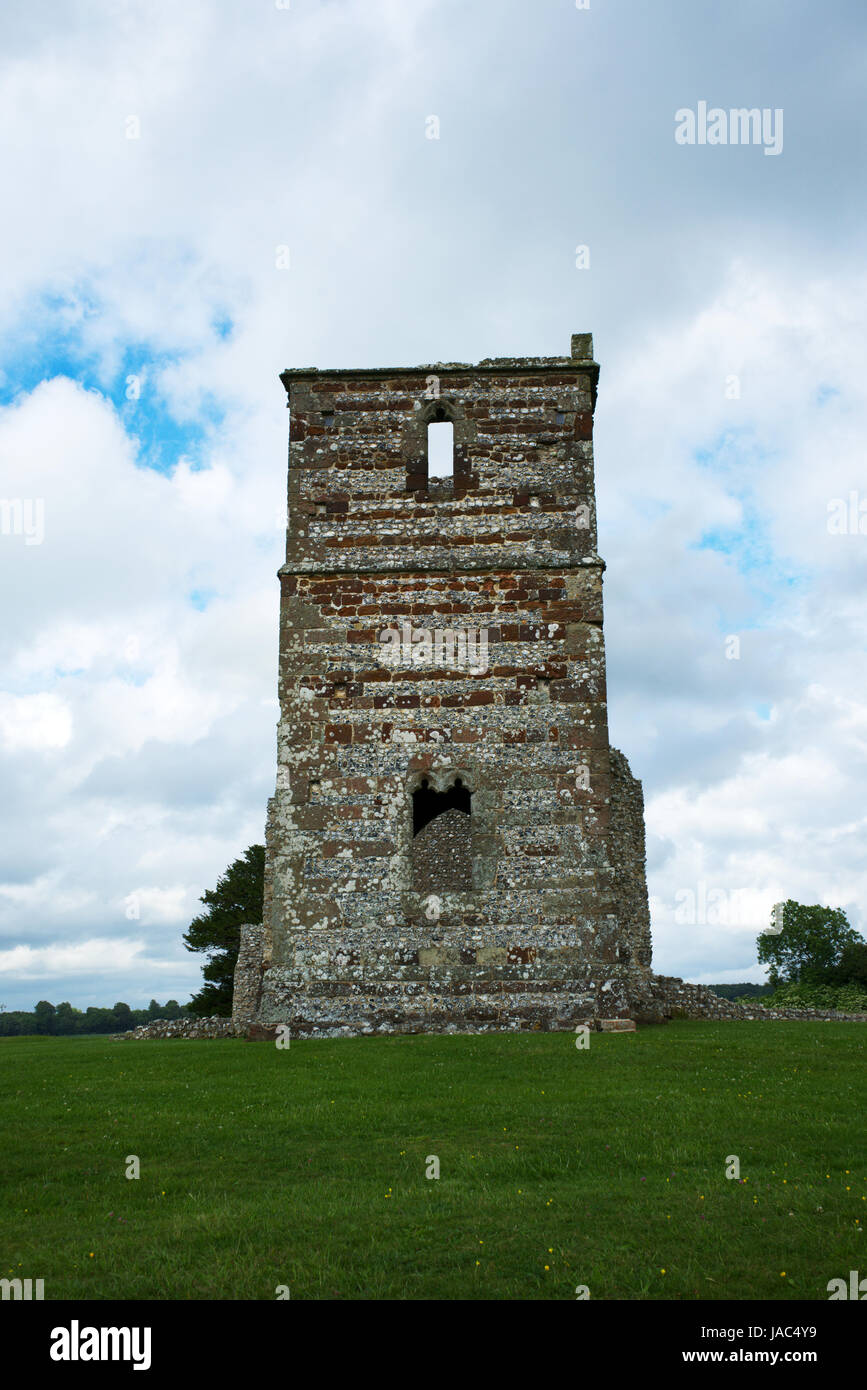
left=235, top=334, right=653, bottom=1036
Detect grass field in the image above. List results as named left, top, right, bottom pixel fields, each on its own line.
left=1, top=1021, right=864, bottom=1300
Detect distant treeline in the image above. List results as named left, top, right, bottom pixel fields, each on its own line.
left=0, top=999, right=193, bottom=1036
left=705, top=983, right=773, bottom=1000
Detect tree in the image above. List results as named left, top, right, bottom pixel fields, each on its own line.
left=708, top=982, right=772, bottom=1001
left=830, top=940, right=867, bottom=989
left=55, top=1001, right=82, bottom=1035
left=34, top=1000, right=56, bottom=1034
left=183, top=844, right=265, bottom=1016
left=757, top=899, right=863, bottom=987
left=82, top=1006, right=115, bottom=1033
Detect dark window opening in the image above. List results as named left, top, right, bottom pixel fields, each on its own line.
left=413, top=776, right=471, bottom=836
left=555, top=410, right=566, bottom=426
left=322, top=411, right=335, bottom=428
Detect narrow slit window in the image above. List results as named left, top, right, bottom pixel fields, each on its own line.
left=427, top=421, right=454, bottom=479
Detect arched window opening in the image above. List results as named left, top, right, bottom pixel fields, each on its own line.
left=412, top=776, right=471, bottom=837
left=427, top=420, right=454, bottom=479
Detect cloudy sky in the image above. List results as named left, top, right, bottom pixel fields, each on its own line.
left=1, top=0, right=865, bottom=1011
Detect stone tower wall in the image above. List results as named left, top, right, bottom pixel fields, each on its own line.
left=252, top=336, right=654, bottom=1034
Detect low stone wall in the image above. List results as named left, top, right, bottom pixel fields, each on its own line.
left=637, top=974, right=867, bottom=1023
left=112, top=1016, right=237, bottom=1040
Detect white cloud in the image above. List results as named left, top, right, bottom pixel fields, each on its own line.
left=0, top=936, right=190, bottom=980
left=0, top=692, right=72, bottom=750
left=120, top=886, right=192, bottom=926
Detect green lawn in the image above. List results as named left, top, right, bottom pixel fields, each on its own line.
left=1, top=1022, right=864, bottom=1300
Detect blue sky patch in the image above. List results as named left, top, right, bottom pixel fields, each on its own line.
left=0, top=288, right=226, bottom=474
left=188, top=588, right=217, bottom=611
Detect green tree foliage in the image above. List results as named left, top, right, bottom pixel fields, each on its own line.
left=757, top=899, right=863, bottom=987
left=707, top=983, right=772, bottom=1001
left=34, top=1000, right=56, bottom=1034
left=763, top=981, right=867, bottom=1012
left=830, top=940, right=867, bottom=989
left=183, top=844, right=265, bottom=1017
left=55, top=1001, right=82, bottom=1034
left=0, top=999, right=190, bottom=1036
left=0, top=1011, right=33, bottom=1036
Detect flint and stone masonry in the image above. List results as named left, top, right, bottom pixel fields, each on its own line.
left=239, top=334, right=656, bottom=1036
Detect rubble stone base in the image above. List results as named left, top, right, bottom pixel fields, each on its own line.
left=112, top=1016, right=238, bottom=1040
left=117, top=960, right=867, bottom=1041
